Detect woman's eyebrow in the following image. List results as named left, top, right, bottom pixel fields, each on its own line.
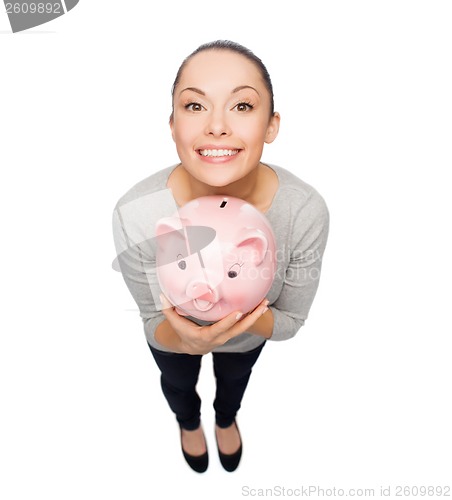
left=179, top=87, right=205, bottom=96
left=179, top=85, right=260, bottom=97
left=232, top=85, right=260, bottom=95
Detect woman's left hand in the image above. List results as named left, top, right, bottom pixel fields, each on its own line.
left=159, top=295, right=269, bottom=354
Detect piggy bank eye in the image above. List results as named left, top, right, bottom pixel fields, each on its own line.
left=228, top=263, right=242, bottom=278
left=177, top=254, right=187, bottom=270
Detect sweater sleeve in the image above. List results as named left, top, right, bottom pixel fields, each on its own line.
left=111, top=192, right=172, bottom=347
left=269, top=189, right=330, bottom=341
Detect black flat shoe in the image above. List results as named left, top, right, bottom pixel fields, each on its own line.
left=180, top=426, right=209, bottom=473
left=215, top=420, right=242, bottom=472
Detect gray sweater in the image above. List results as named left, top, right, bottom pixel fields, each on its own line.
left=112, top=164, right=329, bottom=353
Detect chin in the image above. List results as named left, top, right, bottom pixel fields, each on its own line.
left=193, top=170, right=241, bottom=188
left=202, top=177, right=236, bottom=187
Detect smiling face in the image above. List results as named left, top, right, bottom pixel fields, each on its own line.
left=170, top=49, right=280, bottom=189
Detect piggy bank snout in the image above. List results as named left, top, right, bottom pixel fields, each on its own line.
left=186, top=280, right=219, bottom=312
left=186, top=280, right=218, bottom=301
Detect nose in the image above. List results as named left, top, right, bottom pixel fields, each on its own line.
left=205, top=110, right=230, bottom=137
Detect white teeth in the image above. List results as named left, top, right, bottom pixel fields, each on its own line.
left=199, top=149, right=239, bottom=157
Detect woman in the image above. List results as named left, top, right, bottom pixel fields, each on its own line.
left=112, top=40, right=329, bottom=473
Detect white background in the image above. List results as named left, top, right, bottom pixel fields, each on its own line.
left=1, top=1, right=451, bottom=499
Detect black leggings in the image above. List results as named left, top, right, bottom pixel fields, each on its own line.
left=148, top=342, right=266, bottom=430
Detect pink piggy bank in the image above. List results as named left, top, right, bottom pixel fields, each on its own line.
left=155, top=195, right=277, bottom=322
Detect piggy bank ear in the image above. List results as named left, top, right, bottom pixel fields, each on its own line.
left=236, top=229, right=268, bottom=266
left=155, top=217, right=190, bottom=261
left=155, top=217, right=185, bottom=237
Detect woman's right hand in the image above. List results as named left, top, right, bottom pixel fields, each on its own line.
left=158, top=294, right=269, bottom=355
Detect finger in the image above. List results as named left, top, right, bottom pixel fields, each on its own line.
left=209, top=297, right=270, bottom=337
left=208, top=310, right=244, bottom=337
left=175, top=307, right=189, bottom=316
left=159, top=294, right=174, bottom=311
left=160, top=294, right=183, bottom=322
left=227, top=301, right=270, bottom=335
left=248, top=297, right=270, bottom=314
left=160, top=294, right=199, bottom=334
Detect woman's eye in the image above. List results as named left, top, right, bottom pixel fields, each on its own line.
left=185, top=102, right=203, bottom=112
left=235, top=102, right=253, bottom=112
